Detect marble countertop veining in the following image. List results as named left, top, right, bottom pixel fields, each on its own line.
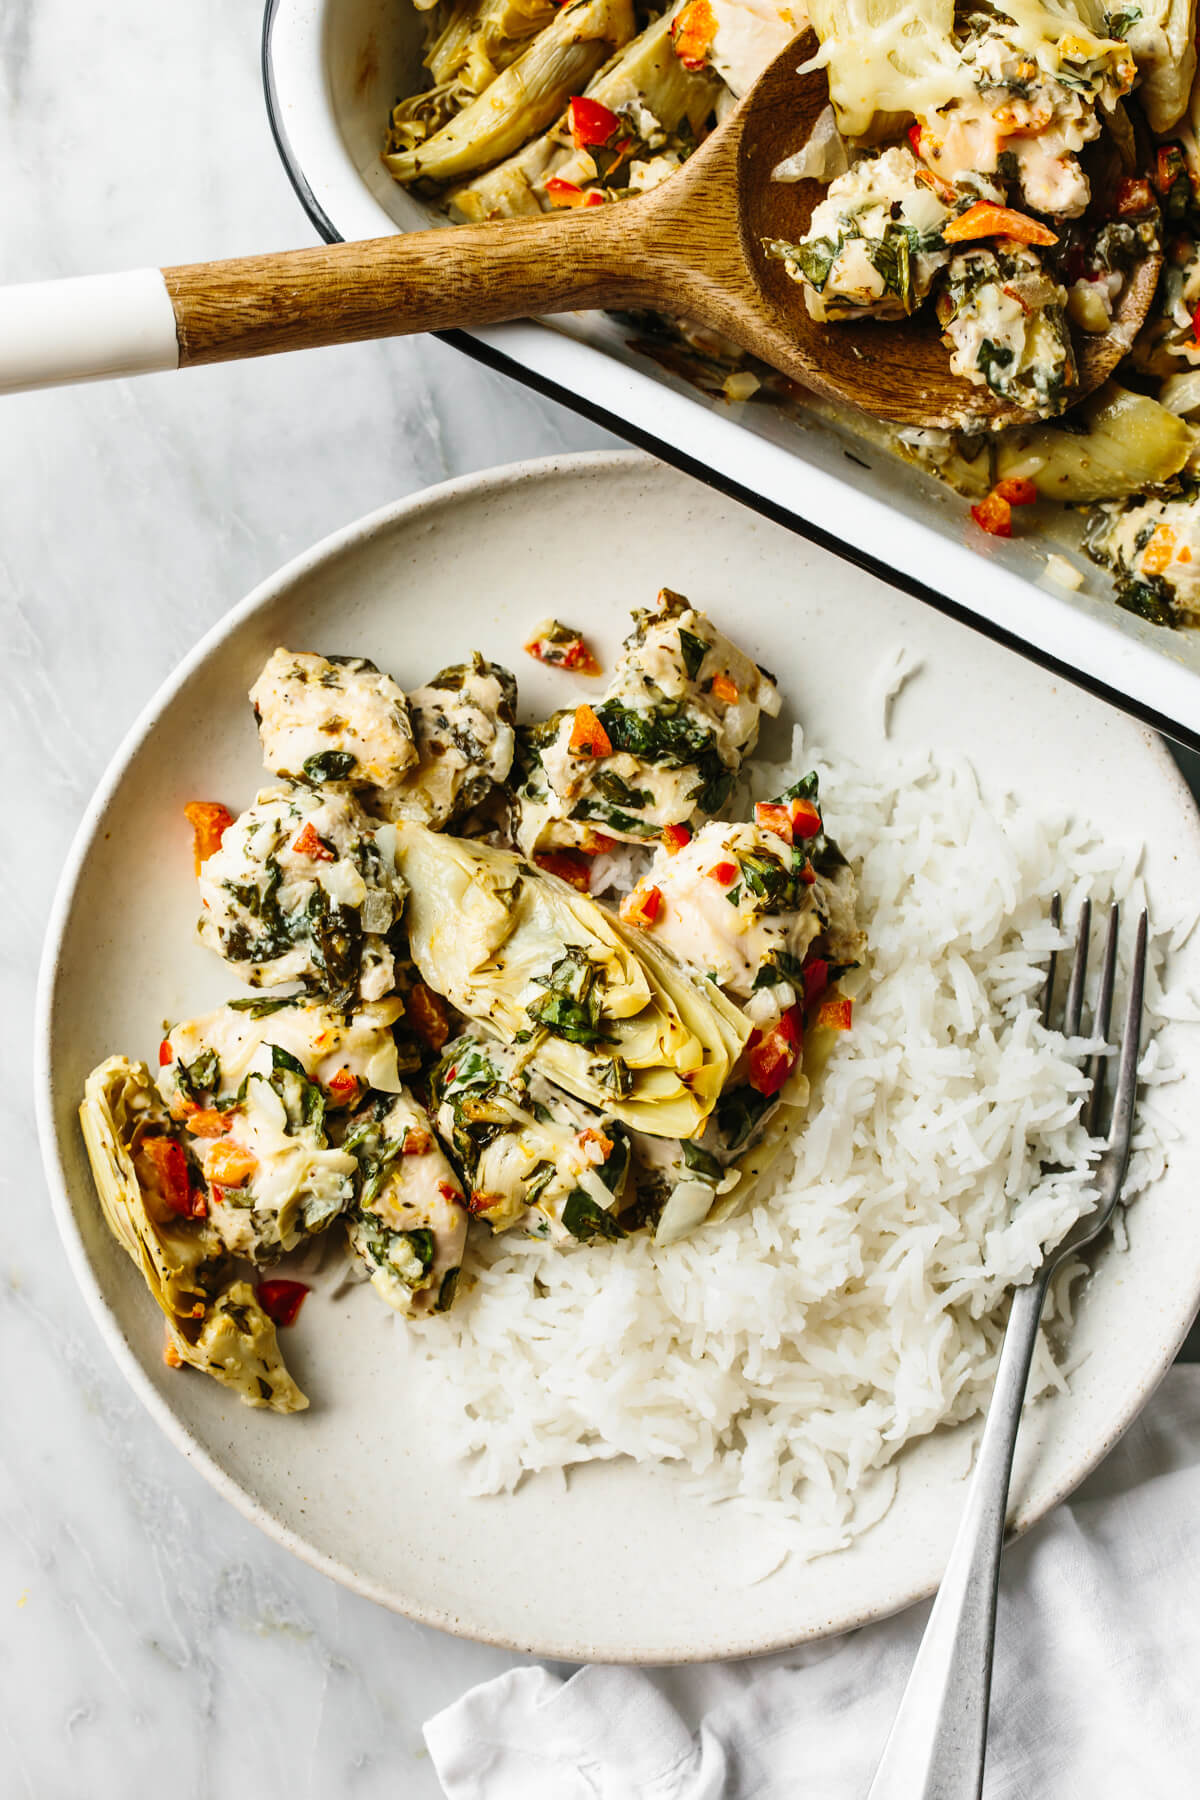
left=5, top=5, right=1200, bottom=1796
left=1, top=3, right=610, bottom=1793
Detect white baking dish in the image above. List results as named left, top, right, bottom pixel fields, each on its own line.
left=262, top=0, right=1200, bottom=749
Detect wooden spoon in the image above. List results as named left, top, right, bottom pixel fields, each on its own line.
left=0, top=34, right=1159, bottom=430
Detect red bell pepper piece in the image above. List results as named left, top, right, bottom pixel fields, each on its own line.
left=569, top=704, right=613, bottom=757
left=568, top=96, right=622, bottom=149
left=205, top=1140, right=257, bottom=1189
left=184, top=801, right=233, bottom=874
left=789, top=798, right=822, bottom=838
left=257, top=1279, right=309, bottom=1326
left=994, top=477, right=1037, bottom=507
left=326, top=1067, right=360, bottom=1106
left=755, top=802, right=793, bottom=842
left=746, top=1008, right=802, bottom=1097
left=291, top=820, right=335, bottom=861
left=661, top=822, right=693, bottom=854
left=140, top=1135, right=200, bottom=1220
left=803, top=958, right=829, bottom=1009
left=670, top=0, right=717, bottom=70
left=534, top=848, right=594, bottom=892
left=942, top=202, right=1057, bottom=247
left=971, top=491, right=1012, bottom=538
left=619, top=882, right=663, bottom=927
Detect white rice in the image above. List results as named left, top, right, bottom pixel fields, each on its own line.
left=406, top=731, right=1195, bottom=1556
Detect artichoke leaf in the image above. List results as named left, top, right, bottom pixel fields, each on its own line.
left=426, top=0, right=562, bottom=91
left=394, top=824, right=749, bottom=1136
left=995, top=384, right=1194, bottom=503
left=449, top=4, right=722, bottom=218
left=80, top=1058, right=307, bottom=1413
left=1130, top=0, right=1196, bottom=134
left=384, top=0, right=636, bottom=187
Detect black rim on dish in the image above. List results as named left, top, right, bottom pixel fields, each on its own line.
left=260, top=0, right=1200, bottom=760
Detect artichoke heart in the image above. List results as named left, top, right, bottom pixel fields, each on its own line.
left=393, top=824, right=749, bottom=1136
left=383, top=0, right=636, bottom=187
left=79, top=1058, right=307, bottom=1413
left=448, top=5, right=723, bottom=220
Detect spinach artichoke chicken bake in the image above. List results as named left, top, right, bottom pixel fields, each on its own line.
left=383, top=0, right=1200, bottom=625
left=81, top=595, right=864, bottom=1412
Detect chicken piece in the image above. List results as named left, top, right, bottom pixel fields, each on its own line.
left=1083, top=478, right=1200, bottom=624
left=250, top=648, right=416, bottom=789
left=917, top=22, right=1135, bottom=220
left=372, top=656, right=517, bottom=828
left=767, top=147, right=958, bottom=322
left=342, top=1090, right=468, bottom=1313
left=158, top=995, right=405, bottom=1116
left=196, top=785, right=405, bottom=1005
left=937, top=245, right=1076, bottom=418
left=431, top=1035, right=631, bottom=1240
left=515, top=587, right=780, bottom=855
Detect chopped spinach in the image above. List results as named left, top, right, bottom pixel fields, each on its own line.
left=1115, top=576, right=1177, bottom=627
left=176, top=1048, right=220, bottom=1100
left=596, top=699, right=714, bottom=768
left=305, top=883, right=363, bottom=1014
left=436, top=1266, right=460, bottom=1312
left=680, top=1139, right=723, bottom=1183
left=1106, top=4, right=1141, bottom=34
left=752, top=951, right=808, bottom=990
left=266, top=1045, right=327, bottom=1137
left=398, top=1228, right=435, bottom=1275
left=562, top=1190, right=626, bottom=1243
left=591, top=770, right=651, bottom=809
left=678, top=627, right=709, bottom=680
left=870, top=230, right=913, bottom=311
left=790, top=236, right=838, bottom=290
left=738, top=847, right=802, bottom=914
left=227, top=994, right=303, bottom=1019
left=570, top=797, right=661, bottom=837
left=715, top=1084, right=774, bottom=1154
left=594, top=1055, right=634, bottom=1098
left=302, top=749, right=358, bottom=783
left=976, top=339, right=1015, bottom=394
left=527, top=947, right=608, bottom=1047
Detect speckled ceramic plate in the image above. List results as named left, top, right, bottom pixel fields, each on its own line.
left=36, top=451, right=1200, bottom=1662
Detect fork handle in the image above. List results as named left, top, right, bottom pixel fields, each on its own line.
left=866, top=1273, right=1050, bottom=1800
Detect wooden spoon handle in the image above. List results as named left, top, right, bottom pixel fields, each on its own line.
left=164, top=205, right=659, bottom=368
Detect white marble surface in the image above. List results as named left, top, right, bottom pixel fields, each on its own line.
left=0, top=4, right=612, bottom=1792
left=9, top=7, right=1200, bottom=1796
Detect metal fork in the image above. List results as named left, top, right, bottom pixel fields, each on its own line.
left=865, top=897, right=1148, bottom=1800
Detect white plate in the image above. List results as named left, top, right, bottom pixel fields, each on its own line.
left=36, top=451, right=1200, bottom=1662
left=262, top=0, right=1200, bottom=754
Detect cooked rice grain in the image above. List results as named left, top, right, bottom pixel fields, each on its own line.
left=408, top=734, right=1194, bottom=1554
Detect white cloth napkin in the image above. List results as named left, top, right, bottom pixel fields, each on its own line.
left=425, top=1365, right=1200, bottom=1799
